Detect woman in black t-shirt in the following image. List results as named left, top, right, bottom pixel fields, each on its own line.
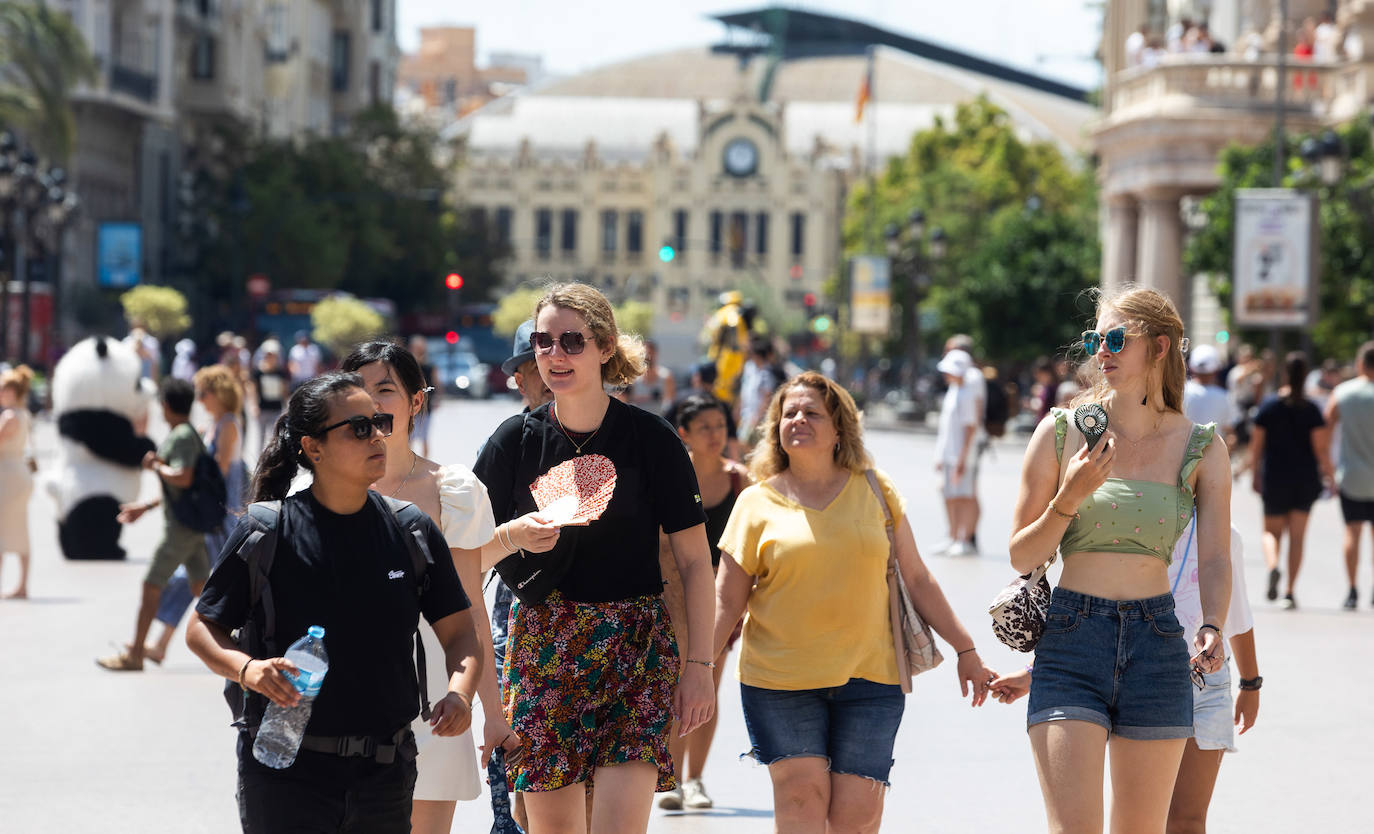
left=1249, top=351, right=1334, bottom=608
left=187, top=372, right=483, bottom=834
left=474, top=283, right=715, bottom=833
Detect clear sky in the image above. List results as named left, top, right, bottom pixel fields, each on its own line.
left=396, top=1, right=1104, bottom=90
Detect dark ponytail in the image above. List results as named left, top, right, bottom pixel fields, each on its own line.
left=251, top=372, right=364, bottom=502
left=1284, top=351, right=1309, bottom=408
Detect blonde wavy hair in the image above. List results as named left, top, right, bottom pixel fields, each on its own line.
left=1072, top=285, right=1187, bottom=415
left=749, top=371, right=871, bottom=480
left=194, top=364, right=244, bottom=414
left=1, top=364, right=34, bottom=400
left=533, top=283, right=646, bottom=386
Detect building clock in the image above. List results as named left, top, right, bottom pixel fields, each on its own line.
left=722, top=137, right=759, bottom=178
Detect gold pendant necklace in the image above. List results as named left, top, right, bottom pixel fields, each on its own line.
left=553, top=404, right=600, bottom=455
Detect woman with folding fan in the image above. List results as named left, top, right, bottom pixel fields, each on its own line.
left=474, top=283, right=715, bottom=834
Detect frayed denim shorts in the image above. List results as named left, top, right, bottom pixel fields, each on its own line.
left=740, top=678, right=904, bottom=785
left=1028, top=587, right=1194, bottom=741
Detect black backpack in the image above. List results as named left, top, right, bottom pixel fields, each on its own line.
left=984, top=378, right=1011, bottom=438
left=221, top=495, right=436, bottom=730
left=168, top=451, right=229, bottom=532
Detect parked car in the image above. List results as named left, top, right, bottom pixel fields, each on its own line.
left=432, top=349, right=491, bottom=398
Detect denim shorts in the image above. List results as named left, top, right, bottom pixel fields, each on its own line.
left=1027, top=587, right=1193, bottom=740
left=740, top=678, right=904, bottom=785
left=1192, top=662, right=1237, bottom=752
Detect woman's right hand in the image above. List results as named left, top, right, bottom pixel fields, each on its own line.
left=244, top=657, right=302, bottom=708
left=507, top=512, right=561, bottom=553
left=1059, top=435, right=1116, bottom=508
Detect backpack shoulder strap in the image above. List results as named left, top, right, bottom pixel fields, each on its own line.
left=241, top=500, right=283, bottom=650
left=380, top=494, right=437, bottom=721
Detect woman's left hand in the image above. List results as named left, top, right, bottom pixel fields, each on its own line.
left=1234, top=688, right=1259, bottom=734
left=955, top=650, right=995, bottom=707
left=674, top=662, right=716, bottom=737
left=1191, top=627, right=1225, bottom=674
left=429, top=691, right=473, bottom=737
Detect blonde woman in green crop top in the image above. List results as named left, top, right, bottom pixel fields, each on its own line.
left=1008, top=287, right=1233, bottom=833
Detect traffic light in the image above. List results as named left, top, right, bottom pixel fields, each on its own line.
left=812, top=314, right=832, bottom=334
left=1216, top=330, right=1230, bottom=344
left=658, top=241, right=676, bottom=263
left=445, top=330, right=459, bottom=345
left=802, top=292, right=817, bottom=317
left=445, top=273, right=464, bottom=290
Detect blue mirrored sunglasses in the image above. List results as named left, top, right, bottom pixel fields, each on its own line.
left=1082, top=327, right=1128, bottom=355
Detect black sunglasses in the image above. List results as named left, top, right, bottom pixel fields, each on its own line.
left=531, top=330, right=587, bottom=356
left=314, top=412, right=394, bottom=440
left=1082, top=327, right=1128, bottom=356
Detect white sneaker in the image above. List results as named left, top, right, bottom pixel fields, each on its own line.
left=928, top=538, right=955, bottom=556
left=947, top=541, right=978, bottom=557
left=682, top=778, right=714, bottom=809
left=657, top=787, right=684, bottom=810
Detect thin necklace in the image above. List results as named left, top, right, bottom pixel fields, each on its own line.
left=552, top=403, right=600, bottom=455
left=385, top=451, right=419, bottom=498
left=1112, top=411, right=1163, bottom=446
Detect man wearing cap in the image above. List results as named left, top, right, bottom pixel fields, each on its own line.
left=1183, top=344, right=1235, bottom=429
left=934, top=349, right=980, bottom=556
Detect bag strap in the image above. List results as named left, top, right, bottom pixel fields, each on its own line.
left=863, top=470, right=898, bottom=568
left=241, top=501, right=283, bottom=652
left=381, top=496, right=436, bottom=721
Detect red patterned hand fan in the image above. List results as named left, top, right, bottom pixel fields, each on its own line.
left=529, top=454, right=618, bottom=527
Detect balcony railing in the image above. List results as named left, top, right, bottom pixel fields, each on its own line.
left=109, top=63, right=158, bottom=103
left=1108, top=56, right=1370, bottom=123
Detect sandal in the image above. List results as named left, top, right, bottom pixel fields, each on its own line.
left=96, top=651, right=144, bottom=672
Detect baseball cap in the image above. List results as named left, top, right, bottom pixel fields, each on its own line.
left=501, top=319, right=537, bottom=376
left=1189, top=344, right=1223, bottom=374
left=937, top=349, right=972, bottom=378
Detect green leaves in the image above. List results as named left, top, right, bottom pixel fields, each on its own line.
left=0, top=1, right=97, bottom=162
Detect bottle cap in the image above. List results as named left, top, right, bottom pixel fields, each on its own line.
left=308, top=625, right=325, bottom=639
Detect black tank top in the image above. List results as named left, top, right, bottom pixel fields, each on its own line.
left=704, top=468, right=744, bottom=568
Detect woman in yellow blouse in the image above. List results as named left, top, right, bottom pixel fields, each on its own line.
left=712, top=371, right=996, bottom=833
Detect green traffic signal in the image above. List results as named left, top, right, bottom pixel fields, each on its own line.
left=659, top=244, right=675, bottom=263
left=812, top=315, right=832, bottom=333
left=1216, top=330, right=1230, bottom=344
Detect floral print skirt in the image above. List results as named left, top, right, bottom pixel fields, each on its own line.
left=504, top=588, right=678, bottom=793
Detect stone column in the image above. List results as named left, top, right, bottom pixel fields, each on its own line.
left=1136, top=189, right=1190, bottom=326
left=1102, top=194, right=1139, bottom=295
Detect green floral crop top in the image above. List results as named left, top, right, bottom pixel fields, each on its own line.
left=1051, top=407, right=1216, bottom=565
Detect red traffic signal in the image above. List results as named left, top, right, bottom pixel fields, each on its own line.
left=802, top=292, right=817, bottom=308
left=445, top=273, right=464, bottom=290
left=445, top=331, right=459, bottom=344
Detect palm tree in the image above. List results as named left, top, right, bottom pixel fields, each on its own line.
left=0, top=1, right=97, bottom=163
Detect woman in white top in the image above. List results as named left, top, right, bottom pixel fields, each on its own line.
left=0, top=365, right=35, bottom=598
left=342, top=340, right=497, bottom=834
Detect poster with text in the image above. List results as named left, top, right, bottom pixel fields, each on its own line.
left=1232, top=190, right=1317, bottom=328
left=849, top=255, right=891, bottom=335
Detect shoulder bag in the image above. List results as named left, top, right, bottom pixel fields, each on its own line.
left=864, top=470, right=942, bottom=694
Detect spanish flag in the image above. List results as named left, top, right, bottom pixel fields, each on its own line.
left=854, top=48, right=874, bottom=123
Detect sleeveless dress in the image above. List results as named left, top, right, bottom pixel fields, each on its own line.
left=0, top=408, right=33, bottom=553
left=204, top=413, right=250, bottom=561
left=410, top=463, right=496, bottom=802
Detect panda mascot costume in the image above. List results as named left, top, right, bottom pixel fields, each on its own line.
left=46, top=336, right=156, bottom=559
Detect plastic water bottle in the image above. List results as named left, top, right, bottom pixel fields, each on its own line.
left=253, top=625, right=328, bottom=769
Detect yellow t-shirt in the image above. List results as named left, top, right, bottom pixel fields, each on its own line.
left=718, top=469, right=904, bottom=690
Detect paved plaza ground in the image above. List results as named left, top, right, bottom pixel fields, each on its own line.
left=1, top=398, right=1369, bottom=832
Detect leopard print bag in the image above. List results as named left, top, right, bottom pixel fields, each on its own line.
left=988, top=554, right=1055, bottom=652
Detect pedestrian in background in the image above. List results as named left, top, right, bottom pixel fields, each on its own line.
left=1250, top=351, right=1332, bottom=609
left=1183, top=345, right=1234, bottom=430
left=187, top=372, right=483, bottom=833
left=933, top=349, right=980, bottom=556
left=1008, top=287, right=1230, bottom=831
left=628, top=338, right=676, bottom=415
left=341, top=340, right=496, bottom=834
left=251, top=341, right=288, bottom=461
left=407, top=335, right=439, bottom=459
left=657, top=394, right=750, bottom=811
left=97, top=378, right=210, bottom=671
left=946, top=334, right=987, bottom=547
left=142, top=364, right=250, bottom=664
left=0, top=364, right=35, bottom=599
left=289, top=330, right=323, bottom=392
left=712, top=371, right=995, bottom=833
left=474, top=284, right=715, bottom=834
left=171, top=338, right=198, bottom=382
left=1325, top=341, right=1374, bottom=609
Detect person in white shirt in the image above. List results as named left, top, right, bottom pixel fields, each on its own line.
left=1125, top=22, right=1149, bottom=67
left=287, top=330, right=323, bottom=390
left=1314, top=12, right=1341, bottom=62
left=933, top=349, right=980, bottom=556
left=1183, top=345, right=1234, bottom=429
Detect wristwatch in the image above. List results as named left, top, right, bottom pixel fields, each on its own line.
left=1238, top=676, right=1263, bottom=691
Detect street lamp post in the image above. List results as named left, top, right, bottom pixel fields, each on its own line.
left=884, top=209, right=944, bottom=391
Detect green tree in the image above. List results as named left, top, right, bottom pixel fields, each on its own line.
left=842, top=96, right=1099, bottom=365
left=1184, top=122, right=1374, bottom=361
left=120, top=285, right=191, bottom=338
left=311, top=295, right=384, bottom=355
left=0, top=1, right=97, bottom=162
